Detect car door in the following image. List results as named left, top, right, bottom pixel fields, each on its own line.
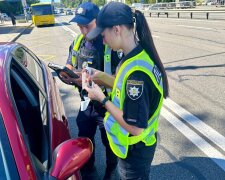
left=43, top=65, right=70, bottom=152
left=10, top=46, right=51, bottom=178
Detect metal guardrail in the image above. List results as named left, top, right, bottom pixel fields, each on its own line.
left=148, top=8, right=225, bottom=19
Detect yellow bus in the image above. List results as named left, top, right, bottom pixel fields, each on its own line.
left=31, top=3, right=55, bottom=26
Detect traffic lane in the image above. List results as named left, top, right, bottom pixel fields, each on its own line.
left=146, top=17, right=225, bottom=136
left=146, top=15, right=225, bottom=30
left=155, top=44, right=225, bottom=137
left=151, top=114, right=225, bottom=180
left=152, top=22, right=225, bottom=175
left=145, top=12, right=225, bottom=21
left=150, top=32, right=225, bottom=64
left=160, top=43, right=225, bottom=136
left=152, top=29, right=225, bottom=55
left=147, top=17, right=225, bottom=51
left=151, top=21, right=225, bottom=176
left=146, top=17, right=225, bottom=173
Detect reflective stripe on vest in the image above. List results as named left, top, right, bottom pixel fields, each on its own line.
left=104, top=45, right=112, bottom=95
left=104, top=45, right=112, bottom=75
left=104, top=50, right=164, bottom=158
left=72, top=34, right=84, bottom=66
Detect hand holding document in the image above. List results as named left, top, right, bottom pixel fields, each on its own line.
left=80, top=62, right=93, bottom=111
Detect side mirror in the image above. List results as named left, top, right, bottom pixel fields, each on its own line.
left=50, top=137, right=93, bottom=180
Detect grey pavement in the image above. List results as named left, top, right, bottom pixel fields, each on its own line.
left=0, top=20, right=32, bottom=42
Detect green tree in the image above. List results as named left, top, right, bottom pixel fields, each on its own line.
left=0, top=1, right=23, bottom=15
left=27, top=0, right=40, bottom=6
left=92, top=0, right=105, bottom=6
left=61, top=0, right=107, bottom=8
left=126, top=0, right=157, bottom=5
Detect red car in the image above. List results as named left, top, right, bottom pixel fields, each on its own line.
left=0, top=42, right=93, bottom=180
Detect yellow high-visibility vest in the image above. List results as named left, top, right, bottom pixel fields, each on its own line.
left=104, top=50, right=164, bottom=158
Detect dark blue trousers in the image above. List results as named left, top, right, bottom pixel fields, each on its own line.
left=118, top=141, right=157, bottom=180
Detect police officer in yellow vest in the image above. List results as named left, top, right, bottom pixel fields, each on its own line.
left=84, top=2, right=169, bottom=180
left=62, top=2, right=122, bottom=180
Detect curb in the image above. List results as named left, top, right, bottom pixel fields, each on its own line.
left=10, top=22, right=33, bottom=42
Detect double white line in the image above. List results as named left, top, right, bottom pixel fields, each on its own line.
left=162, top=98, right=225, bottom=171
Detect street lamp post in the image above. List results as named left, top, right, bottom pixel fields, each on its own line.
left=21, top=0, right=28, bottom=22
left=51, top=0, right=55, bottom=12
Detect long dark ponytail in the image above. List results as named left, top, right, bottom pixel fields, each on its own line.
left=133, top=10, right=169, bottom=98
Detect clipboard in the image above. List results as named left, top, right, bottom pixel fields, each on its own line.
left=48, top=62, right=79, bottom=85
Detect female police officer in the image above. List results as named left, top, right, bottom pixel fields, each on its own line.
left=84, top=2, right=169, bottom=180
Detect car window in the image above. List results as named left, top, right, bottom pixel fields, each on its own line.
left=12, top=47, right=47, bottom=125
left=10, top=57, right=49, bottom=169
left=0, top=113, right=19, bottom=179
left=12, top=47, right=45, bottom=91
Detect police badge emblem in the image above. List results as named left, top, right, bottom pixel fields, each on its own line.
left=126, top=80, right=144, bottom=100
left=76, top=7, right=86, bottom=15
left=117, top=51, right=123, bottom=59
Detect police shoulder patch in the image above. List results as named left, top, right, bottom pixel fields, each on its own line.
left=126, top=80, right=144, bottom=100
left=152, top=65, right=162, bottom=84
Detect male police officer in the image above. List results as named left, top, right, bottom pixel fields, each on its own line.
left=64, top=2, right=122, bottom=180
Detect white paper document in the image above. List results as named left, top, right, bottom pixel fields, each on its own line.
left=80, top=96, right=91, bottom=111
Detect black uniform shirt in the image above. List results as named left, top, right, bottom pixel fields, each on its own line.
left=119, top=45, right=161, bottom=128
left=66, top=35, right=121, bottom=74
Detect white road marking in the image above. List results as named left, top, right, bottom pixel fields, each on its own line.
left=153, top=35, right=160, bottom=38
left=164, top=98, right=225, bottom=152
left=162, top=107, right=225, bottom=172
left=176, top=25, right=216, bottom=31
left=55, top=18, right=77, bottom=37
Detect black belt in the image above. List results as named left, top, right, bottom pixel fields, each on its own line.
left=129, top=141, right=145, bottom=150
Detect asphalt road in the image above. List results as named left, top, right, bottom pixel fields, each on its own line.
left=16, top=14, right=225, bottom=179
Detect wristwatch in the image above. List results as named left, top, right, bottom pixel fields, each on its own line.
left=101, top=96, right=110, bottom=105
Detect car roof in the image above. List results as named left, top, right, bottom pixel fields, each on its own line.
left=0, top=42, right=18, bottom=100
left=0, top=42, right=22, bottom=93
left=0, top=42, right=18, bottom=63
left=0, top=42, right=17, bottom=51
